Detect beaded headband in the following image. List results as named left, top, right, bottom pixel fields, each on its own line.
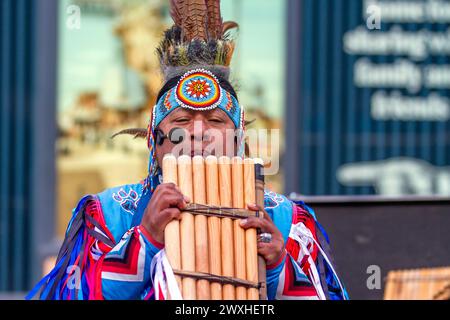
left=153, top=69, right=243, bottom=129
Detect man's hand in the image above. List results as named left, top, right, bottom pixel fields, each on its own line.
left=140, top=183, right=189, bottom=244
left=240, top=204, right=285, bottom=266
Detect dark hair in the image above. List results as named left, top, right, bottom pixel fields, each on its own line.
left=156, top=74, right=239, bottom=103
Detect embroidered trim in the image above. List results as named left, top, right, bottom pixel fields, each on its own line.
left=112, top=188, right=140, bottom=215
left=138, top=225, right=164, bottom=250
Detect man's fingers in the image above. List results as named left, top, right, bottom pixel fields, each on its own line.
left=160, top=208, right=182, bottom=224
left=247, top=203, right=271, bottom=221
left=154, top=183, right=184, bottom=200
left=154, top=183, right=177, bottom=194
left=155, top=185, right=189, bottom=209
left=160, top=193, right=188, bottom=210
left=257, top=242, right=273, bottom=252
left=168, top=184, right=190, bottom=203
left=256, top=243, right=277, bottom=260
left=151, top=184, right=175, bottom=204
left=239, top=216, right=262, bottom=229
left=154, top=184, right=191, bottom=204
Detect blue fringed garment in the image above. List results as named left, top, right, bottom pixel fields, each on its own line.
left=28, top=182, right=348, bottom=300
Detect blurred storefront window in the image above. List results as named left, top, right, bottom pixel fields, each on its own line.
left=57, top=0, right=286, bottom=238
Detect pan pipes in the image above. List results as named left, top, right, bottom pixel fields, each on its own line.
left=162, top=155, right=267, bottom=300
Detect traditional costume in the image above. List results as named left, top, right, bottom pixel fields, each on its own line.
left=28, top=0, right=348, bottom=300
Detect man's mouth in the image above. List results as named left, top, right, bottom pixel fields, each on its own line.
left=190, top=149, right=211, bottom=157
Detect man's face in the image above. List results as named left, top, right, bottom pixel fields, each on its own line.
left=155, top=108, right=237, bottom=163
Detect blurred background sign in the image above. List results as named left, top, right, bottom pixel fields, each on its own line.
left=284, top=0, right=450, bottom=300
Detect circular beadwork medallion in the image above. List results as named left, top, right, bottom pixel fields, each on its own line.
left=175, top=69, right=223, bottom=110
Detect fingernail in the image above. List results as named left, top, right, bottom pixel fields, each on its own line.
left=240, top=219, right=247, bottom=226
left=184, top=196, right=191, bottom=203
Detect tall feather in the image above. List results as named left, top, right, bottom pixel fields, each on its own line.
left=170, top=0, right=185, bottom=27
left=183, top=0, right=208, bottom=41
left=169, top=0, right=233, bottom=42
left=206, top=0, right=223, bottom=39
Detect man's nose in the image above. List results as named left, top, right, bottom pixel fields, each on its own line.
left=186, top=120, right=211, bottom=141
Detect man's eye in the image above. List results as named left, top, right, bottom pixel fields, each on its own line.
left=209, top=118, right=224, bottom=123
left=174, top=118, right=190, bottom=123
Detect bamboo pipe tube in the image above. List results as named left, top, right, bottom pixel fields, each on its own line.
left=255, top=159, right=267, bottom=300
left=162, top=154, right=182, bottom=296
left=244, top=158, right=259, bottom=300
left=205, top=156, right=223, bottom=300
left=231, top=157, right=247, bottom=300
left=177, top=155, right=196, bottom=300
left=218, top=156, right=235, bottom=300
left=192, top=156, right=211, bottom=300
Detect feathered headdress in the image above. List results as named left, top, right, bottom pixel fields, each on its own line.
left=157, top=0, right=239, bottom=81
left=115, top=0, right=244, bottom=192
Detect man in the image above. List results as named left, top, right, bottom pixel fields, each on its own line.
left=28, top=0, right=347, bottom=300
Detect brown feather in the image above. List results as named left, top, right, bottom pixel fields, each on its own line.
left=224, top=41, right=235, bottom=66
left=245, top=119, right=256, bottom=127
left=170, top=0, right=185, bottom=27
left=111, top=128, right=148, bottom=140
left=182, top=0, right=208, bottom=41
left=222, top=21, right=239, bottom=35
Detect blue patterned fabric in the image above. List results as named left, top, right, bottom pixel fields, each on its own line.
left=28, top=181, right=347, bottom=300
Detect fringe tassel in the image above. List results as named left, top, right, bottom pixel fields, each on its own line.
left=26, top=196, right=107, bottom=300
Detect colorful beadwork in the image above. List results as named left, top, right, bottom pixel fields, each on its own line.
left=153, top=69, right=242, bottom=129
left=175, top=70, right=222, bottom=110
